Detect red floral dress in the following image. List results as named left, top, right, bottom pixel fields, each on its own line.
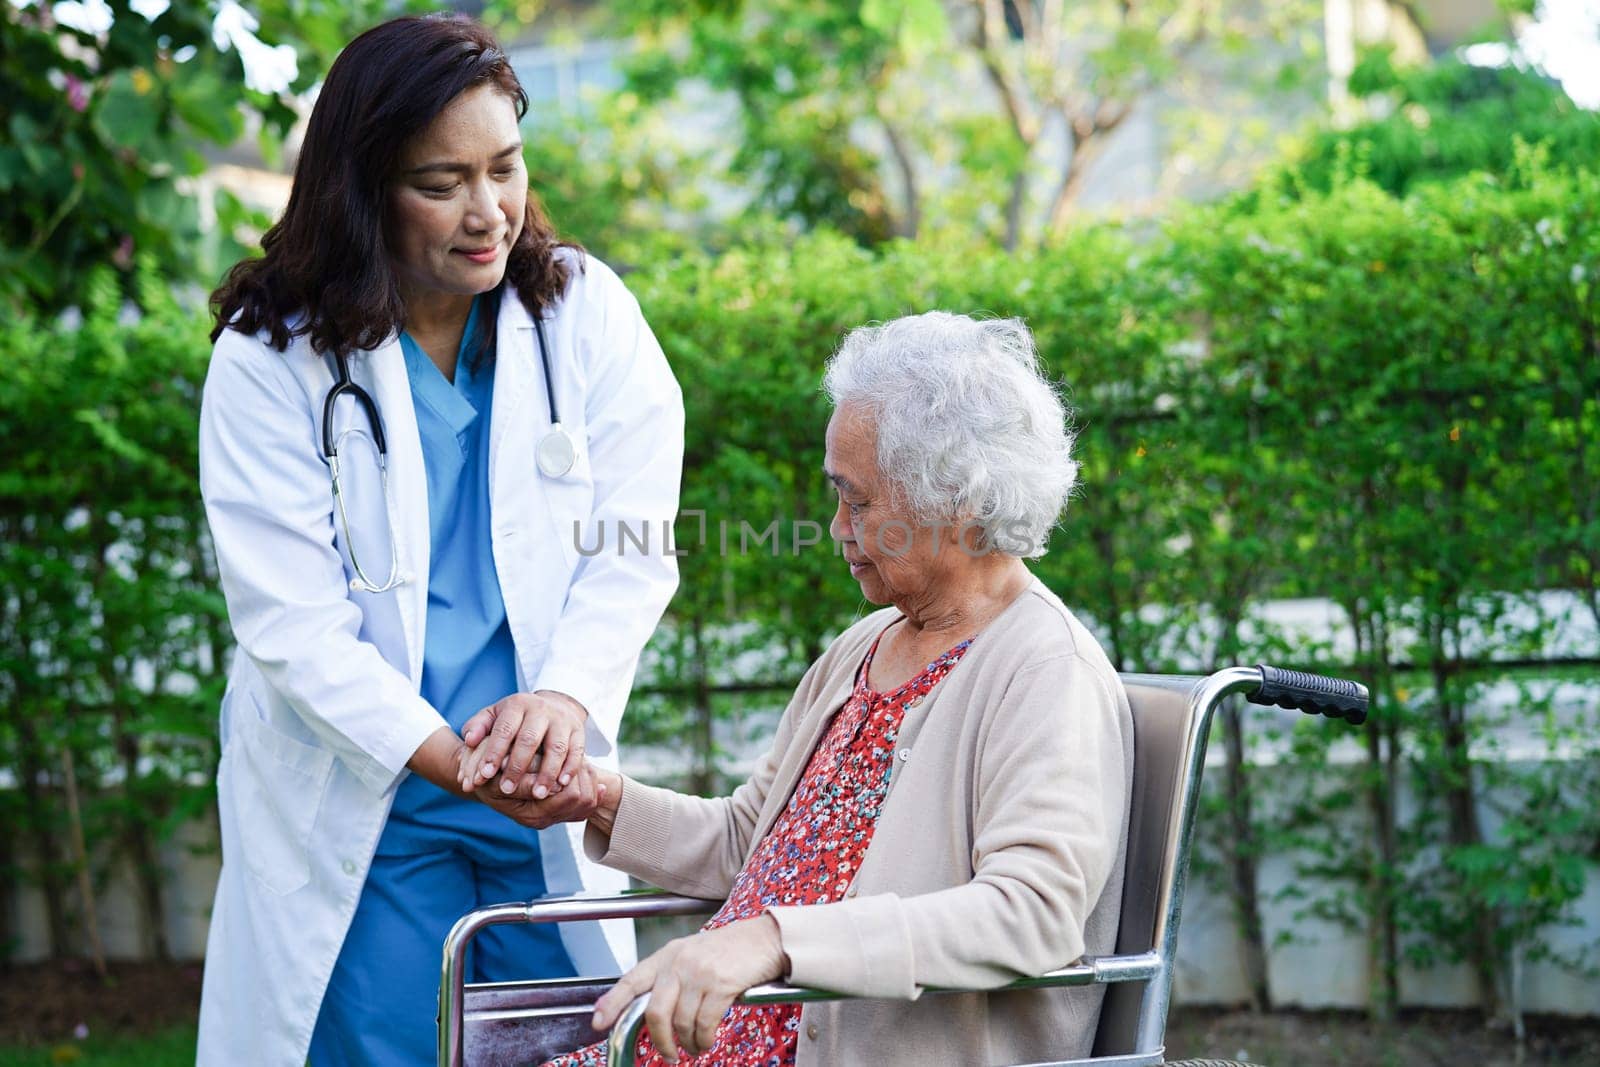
left=542, top=624, right=973, bottom=1067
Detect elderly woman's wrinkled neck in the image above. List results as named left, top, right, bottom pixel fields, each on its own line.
left=825, top=403, right=1033, bottom=648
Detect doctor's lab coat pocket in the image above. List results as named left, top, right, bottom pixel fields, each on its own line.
left=234, top=715, right=335, bottom=896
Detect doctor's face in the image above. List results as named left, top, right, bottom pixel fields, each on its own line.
left=386, top=84, right=527, bottom=306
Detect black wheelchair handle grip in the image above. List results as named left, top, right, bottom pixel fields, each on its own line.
left=1248, top=665, right=1369, bottom=725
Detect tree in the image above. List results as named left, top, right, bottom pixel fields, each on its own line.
left=595, top=0, right=1322, bottom=249
left=0, top=0, right=401, bottom=314
left=1277, top=55, right=1600, bottom=198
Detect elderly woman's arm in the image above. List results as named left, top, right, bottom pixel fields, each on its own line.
left=579, top=649, right=833, bottom=900
left=769, top=651, right=1130, bottom=997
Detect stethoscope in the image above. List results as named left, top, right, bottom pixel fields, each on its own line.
left=322, top=316, right=575, bottom=593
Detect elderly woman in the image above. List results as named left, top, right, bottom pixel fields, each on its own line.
left=464, top=311, right=1134, bottom=1066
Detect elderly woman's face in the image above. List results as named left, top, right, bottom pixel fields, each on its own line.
left=386, top=84, right=527, bottom=305
left=826, top=404, right=961, bottom=607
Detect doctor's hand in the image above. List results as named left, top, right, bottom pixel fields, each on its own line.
left=473, top=760, right=609, bottom=829
left=590, top=915, right=790, bottom=1062
left=459, top=690, right=588, bottom=800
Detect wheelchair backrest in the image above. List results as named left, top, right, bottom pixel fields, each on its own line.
left=1090, top=673, right=1205, bottom=1058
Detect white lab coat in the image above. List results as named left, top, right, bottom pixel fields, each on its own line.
left=195, top=252, right=682, bottom=1066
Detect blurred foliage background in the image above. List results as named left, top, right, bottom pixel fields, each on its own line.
left=2, top=0, right=1598, bottom=1039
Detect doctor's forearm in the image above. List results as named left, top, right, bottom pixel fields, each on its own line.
left=406, top=725, right=470, bottom=796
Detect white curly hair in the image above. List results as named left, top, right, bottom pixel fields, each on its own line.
left=822, top=311, right=1077, bottom=558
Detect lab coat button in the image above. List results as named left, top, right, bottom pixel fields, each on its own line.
left=806, top=1024, right=819, bottom=1040
left=845, top=886, right=858, bottom=898
left=341, top=859, right=357, bottom=876
left=896, top=749, right=910, bottom=762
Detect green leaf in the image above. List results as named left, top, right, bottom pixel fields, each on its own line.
left=93, top=70, right=163, bottom=152
left=172, top=71, right=245, bottom=144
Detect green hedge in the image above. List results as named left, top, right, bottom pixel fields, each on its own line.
left=1276, top=59, right=1600, bottom=200
left=0, top=269, right=226, bottom=960
left=1, top=167, right=1596, bottom=1015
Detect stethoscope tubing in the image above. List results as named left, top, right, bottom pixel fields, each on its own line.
left=320, top=311, right=561, bottom=463
left=533, top=315, right=560, bottom=428
left=323, top=351, right=387, bottom=459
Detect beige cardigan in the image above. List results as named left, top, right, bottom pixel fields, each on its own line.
left=590, top=578, right=1134, bottom=1066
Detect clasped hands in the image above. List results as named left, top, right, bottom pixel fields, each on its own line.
left=455, top=690, right=615, bottom=828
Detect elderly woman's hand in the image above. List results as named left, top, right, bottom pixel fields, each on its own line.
left=472, top=761, right=608, bottom=830
left=458, top=690, right=587, bottom=799
left=591, top=915, right=789, bottom=1062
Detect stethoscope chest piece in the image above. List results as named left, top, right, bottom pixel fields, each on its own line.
left=536, top=423, right=576, bottom=479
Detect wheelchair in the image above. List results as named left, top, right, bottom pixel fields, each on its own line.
left=438, top=664, right=1368, bottom=1067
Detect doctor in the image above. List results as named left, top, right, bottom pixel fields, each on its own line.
left=196, top=14, right=682, bottom=1066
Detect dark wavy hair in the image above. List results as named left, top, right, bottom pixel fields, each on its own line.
left=210, top=13, right=579, bottom=357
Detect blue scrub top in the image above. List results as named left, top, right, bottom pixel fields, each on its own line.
left=379, top=293, right=539, bottom=857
